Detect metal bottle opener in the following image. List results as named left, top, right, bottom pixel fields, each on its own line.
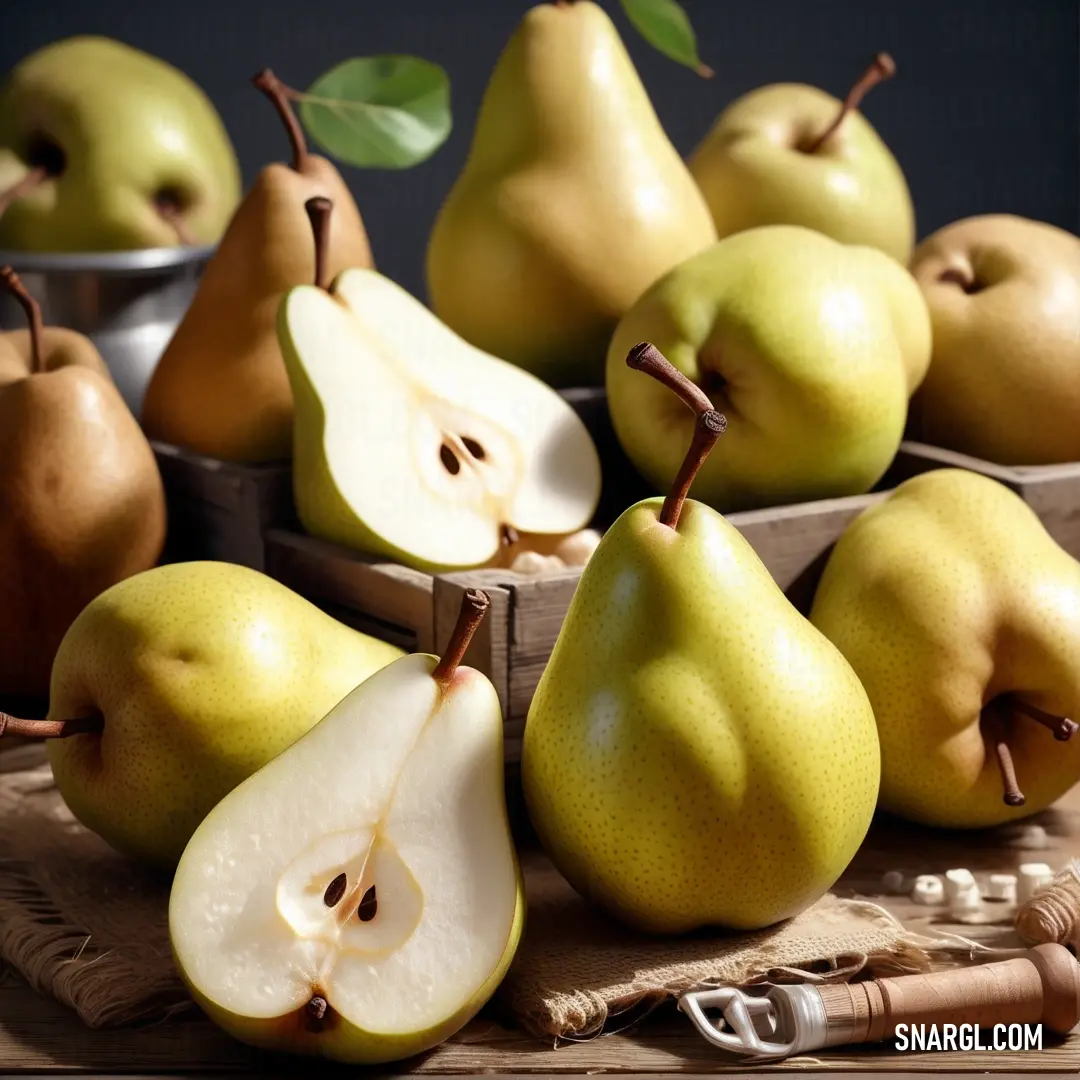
left=678, top=943, right=1080, bottom=1061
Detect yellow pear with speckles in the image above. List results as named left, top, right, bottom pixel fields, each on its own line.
left=37, top=561, right=403, bottom=867
left=521, top=343, right=880, bottom=933
left=810, top=469, right=1080, bottom=828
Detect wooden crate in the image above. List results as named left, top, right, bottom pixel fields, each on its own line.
left=153, top=442, right=295, bottom=572
left=265, top=436, right=952, bottom=763
left=886, top=440, right=1080, bottom=558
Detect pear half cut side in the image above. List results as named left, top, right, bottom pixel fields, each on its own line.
left=169, top=653, right=524, bottom=1063
left=280, top=268, right=602, bottom=571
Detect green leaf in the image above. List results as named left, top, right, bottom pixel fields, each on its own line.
left=296, top=56, right=452, bottom=170
left=620, top=0, right=713, bottom=77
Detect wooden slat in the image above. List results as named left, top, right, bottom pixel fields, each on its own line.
left=152, top=442, right=294, bottom=571
left=726, top=492, right=885, bottom=612
left=506, top=569, right=584, bottom=722
left=892, top=441, right=1080, bottom=560
left=265, top=529, right=436, bottom=652
left=890, top=441, right=1023, bottom=487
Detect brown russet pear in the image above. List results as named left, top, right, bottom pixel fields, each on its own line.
left=0, top=268, right=165, bottom=698
left=908, top=215, right=1080, bottom=465
left=425, top=1, right=716, bottom=387
left=142, top=69, right=373, bottom=463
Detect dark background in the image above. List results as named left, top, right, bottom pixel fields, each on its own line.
left=2, top=0, right=1077, bottom=297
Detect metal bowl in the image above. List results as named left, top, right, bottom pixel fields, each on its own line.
left=0, top=245, right=213, bottom=415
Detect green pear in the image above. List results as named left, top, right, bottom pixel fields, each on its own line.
left=278, top=199, right=601, bottom=573
left=909, top=215, right=1080, bottom=465
left=0, top=36, right=240, bottom=251
left=606, top=225, right=930, bottom=513
left=523, top=343, right=880, bottom=933
left=810, top=469, right=1080, bottom=828
left=170, top=590, right=524, bottom=1064
left=688, top=54, right=914, bottom=264
left=425, top=0, right=716, bottom=387
left=0, top=561, right=403, bottom=867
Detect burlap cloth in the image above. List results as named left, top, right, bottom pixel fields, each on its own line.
left=0, top=748, right=970, bottom=1041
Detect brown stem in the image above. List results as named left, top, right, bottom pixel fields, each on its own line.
left=304, top=197, right=333, bottom=292
left=433, top=589, right=490, bottom=685
left=0, top=267, right=45, bottom=374
left=155, top=200, right=196, bottom=247
left=626, top=342, right=716, bottom=414
left=802, top=52, right=896, bottom=154
left=252, top=69, right=309, bottom=173
left=0, top=165, right=48, bottom=222
left=625, top=342, right=728, bottom=530
left=985, top=708, right=1026, bottom=807
left=1013, top=699, right=1078, bottom=742
left=660, top=410, right=727, bottom=529
left=0, top=711, right=104, bottom=739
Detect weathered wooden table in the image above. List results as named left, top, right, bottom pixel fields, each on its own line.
left=1, top=785, right=1077, bottom=1076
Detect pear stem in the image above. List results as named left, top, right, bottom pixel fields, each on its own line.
left=625, top=342, right=728, bottom=531
left=252, top=69, right=309, bottom=173
left=0, top=711, right=104, bottom=740
left=0, top=267, right=45, bottom=375
left=993, top=739, right=1026, bottom=808
left=0, top=165, right=48, bottom=223
left=660, top=411, right=727, bottom=530
left=1013, top=699, right=1078, bottom=742
left=304, top=197, right=333, bottom=292
left=802, top=52, right=896, bottom=154
left=984, top=707, right=1026, bottom=807
left=433, top=589, right=490, bottom=685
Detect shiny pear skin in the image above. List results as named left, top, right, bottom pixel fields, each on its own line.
left=810, top=469, right=1080, bottom=827
left=426, top=1, right=716, bottom=386
left=689, top=81, right=914, bottom=264
left=606, top=226, right=929, bottom=513
left=48, top=561, right=403, bottom=866
left=522, top=498, right=881, bottom=933
left=0, top=323, right=166, bottom=697
left=909, top=215, right=1080, bottom=465
left=0, top=37, right=240, bottom=251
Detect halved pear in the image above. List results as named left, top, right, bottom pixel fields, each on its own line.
left=278, top=268, right=602, bottom=571
left=169, top=591, right=525, bottom=1064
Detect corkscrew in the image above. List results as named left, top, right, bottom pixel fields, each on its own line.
left=678, top=943, right=1080, bottom=1061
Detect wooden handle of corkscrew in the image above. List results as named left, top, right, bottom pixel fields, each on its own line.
left=814, top=944, right=1080, bottom=1044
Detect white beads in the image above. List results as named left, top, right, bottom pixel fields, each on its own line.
left=1018, top=863, right=1055, bottom=905
left=882, top=870, right=906, bottom=894
left=984, top=873, right=1017, bottom=903
left=912, top=875, right=945, bottom=905
left=945, top=868, right=978, bottom=903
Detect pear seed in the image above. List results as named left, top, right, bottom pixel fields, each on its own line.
left=323, top=873, right=347, bottom=907
left=307, top=995, right=328, bottom=1021
left=439, top=444, right=461, bottom=475
left=461, top=437, right=486, bottom=460
left=357, top=885, right=377, bottom=922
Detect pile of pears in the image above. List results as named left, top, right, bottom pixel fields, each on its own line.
left=4, top=0, right=1080, bottom=1070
